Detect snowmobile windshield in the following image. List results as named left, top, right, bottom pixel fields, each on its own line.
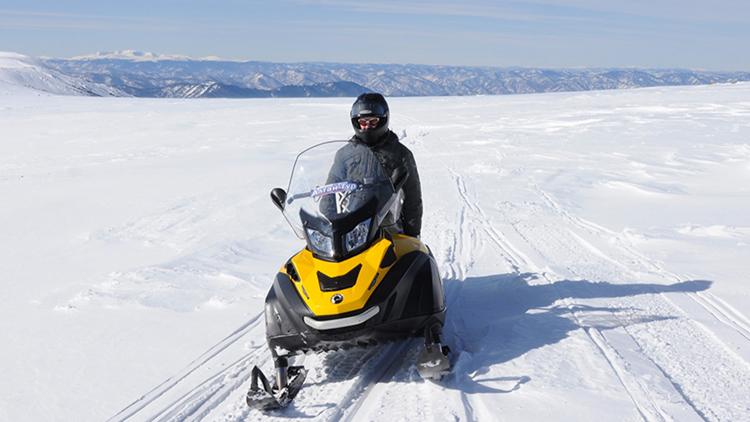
left=283, top=141, right=396, bottom=259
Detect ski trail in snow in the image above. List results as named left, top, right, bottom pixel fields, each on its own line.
left=537, top=187, right=750, bottom=364
left=693, top=291, right=750, bottom=340
left=537, top=272, right=698, bottom=422
left=538, top=187, right=750, bottom=346
left=336, top=339, right=419, bottom=422
left=149, top=350, right=264, bottom=421
left=109, top=312, right=265, bottom=421
left=452, top=169, right=521, bottom=273
left=447, top=169, right=709, bottom=421
left=450, top=169, right=516, bottom=422
left=442, top=170, right=482, bottom=281
left=526, top=184, right=750, bottom=420
left=583, top=328, right=669, bottom=422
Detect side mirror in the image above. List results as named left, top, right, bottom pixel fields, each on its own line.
left=270, top=188, right=287, bottom=211
left=391, top=167, right=409, bottom=191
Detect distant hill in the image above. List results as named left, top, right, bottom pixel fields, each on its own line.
left=153, top=80, right=369, bottom=98
left=10, top=50, right=750, bottom=98
left=0, top=52, right=125, bottom=96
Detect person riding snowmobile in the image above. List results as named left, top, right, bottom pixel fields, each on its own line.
left=335, top=93, right=423, bottom=238
left=245, top=94, right=448, bottom=411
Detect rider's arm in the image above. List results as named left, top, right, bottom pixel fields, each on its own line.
left=401, top=148, right=423, bottom=238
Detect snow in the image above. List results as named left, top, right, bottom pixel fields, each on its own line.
left=1, top=82, right=749, bottom=421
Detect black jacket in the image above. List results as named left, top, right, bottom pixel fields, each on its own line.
left=351, top=131, right=422, bottom=237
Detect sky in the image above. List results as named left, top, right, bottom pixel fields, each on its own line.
left=1, top=0, right=749, bottom=70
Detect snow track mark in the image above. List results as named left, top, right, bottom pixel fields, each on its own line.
left=540, top=188, right=750, bottom=336
left=538, top=186, right=750, bottom=365
left=151, top=351, right=261, bottom=422
left=337, top=339, right=419, bottom=422
left=452, top=170, right=519, bottom=273
left=109, top=312, right=265, bottom=421
left=530, top=184, right=750, bottom=420
left=449, top=170, right=712, bottom=421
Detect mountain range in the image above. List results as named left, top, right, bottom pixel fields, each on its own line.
left=0, top=52, right=124, bottom=97
left=4, top=50, right=750, bottom=98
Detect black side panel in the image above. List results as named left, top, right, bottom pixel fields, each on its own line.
left=380, top=244, right=397, bottom=268
left=366, top=250, right=445, bottom=323
left=265, top=273, right=313, bottom=354
left=403, top=257, right=445, bottom=318
left=366, top=251, right=421, bottom=307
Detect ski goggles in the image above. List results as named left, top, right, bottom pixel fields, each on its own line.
left=357, top=117, right=380, bottom=127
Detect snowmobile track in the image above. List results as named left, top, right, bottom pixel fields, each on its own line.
left=335, top=339, right=418, bottom=422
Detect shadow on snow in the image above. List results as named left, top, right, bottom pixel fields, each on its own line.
left=441, top=274, right=711, bottom=394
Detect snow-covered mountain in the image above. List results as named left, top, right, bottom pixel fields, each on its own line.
left=0, top=52, right=125, bottom=97
left=43, top=51, right=750, bottom=98
left=70, top=50, right=209, bottom=62
left=156, top=80, right=368, bottom=98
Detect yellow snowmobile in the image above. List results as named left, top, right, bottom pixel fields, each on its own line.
left=246, top=141, right=450, bottom=410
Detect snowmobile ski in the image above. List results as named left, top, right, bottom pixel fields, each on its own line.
left=416, top=324, right=451, bottom=380
left=416, top=343, right=451, bottom=380
left=246, top=364, right=307, bottom=411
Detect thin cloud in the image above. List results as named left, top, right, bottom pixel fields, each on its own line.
left=0, top=9, right=191, bottom=31
left=0, top=9, right=163, bottom=23
left=0, top=8, right=314, bottom=33
left=291, top=0, right=590, bottom=23
left=291, top=0, right=749, bottom=26
left=285, top=0, right=743, bottom=45
left=531, top=0, right=750, bottom=24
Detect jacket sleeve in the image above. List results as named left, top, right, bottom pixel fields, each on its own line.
left=400, top=148, right=423, bottom=237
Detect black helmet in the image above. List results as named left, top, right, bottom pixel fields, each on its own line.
left=350, top=93, right=389, bottom=145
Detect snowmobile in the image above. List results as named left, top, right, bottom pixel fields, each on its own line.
left=246, top=141, right=450, bottom=411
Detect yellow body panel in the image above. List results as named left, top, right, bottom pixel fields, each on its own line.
left=282, top=234, right=428, bottom=317
left=391, top=234, right=428, bottom=257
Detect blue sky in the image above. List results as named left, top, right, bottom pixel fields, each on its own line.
left=1, top=0, right=748, bottom=70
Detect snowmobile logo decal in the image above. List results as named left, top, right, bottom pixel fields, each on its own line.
left=331, top=294, right=344, bottom=304
left=335, top=192, right=349, bottom=214
left=311, top=182, right=358, bottom=199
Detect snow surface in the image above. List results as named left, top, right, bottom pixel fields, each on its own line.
left=1, top=83, right=750, bottom=421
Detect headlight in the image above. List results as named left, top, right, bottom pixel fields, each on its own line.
left=306, top=228, right=333, bottom=257
left=344, top=218, right=371, bottom=253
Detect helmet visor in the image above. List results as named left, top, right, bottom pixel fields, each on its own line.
left=357, top=116, right=380, bottom=129
left=351, top=101, right=388, bottom=119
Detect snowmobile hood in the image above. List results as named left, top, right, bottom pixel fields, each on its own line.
left=281, top=234, right=427, bottom=317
